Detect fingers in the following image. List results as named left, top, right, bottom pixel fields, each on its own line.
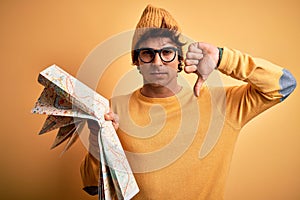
left=186, top=51, right=203, bottom=60
left=185, top=43, right=204, bottom=66
left=185, top=42, right=217, bottom=97
left=104, top=111, right=114, bottom=121
left=189, top=42, right=203, bottom=53
left=88, top=110, right=120, bottom=134
left=185, top=59, right=198, bottom=66
left=184, top=65, right=197, bottom=74
left=111, top=115, right=119, bottom=130
left=197, top=42, right=219, bottom=65
left=185, top=43, right=205, bottom=97
left=104, top=111, right=119, bottom=130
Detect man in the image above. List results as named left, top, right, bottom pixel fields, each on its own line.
left=81, top=5, right=296, bottom=199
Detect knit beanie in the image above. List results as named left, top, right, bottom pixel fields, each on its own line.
left=131, top=5, right=182, bottom=64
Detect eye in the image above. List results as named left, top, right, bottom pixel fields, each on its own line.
left=140, top=49, right=154, bottom=56
left=138, top=48, right=155, bottom=63
left=161, top=48, right=175, bottom=56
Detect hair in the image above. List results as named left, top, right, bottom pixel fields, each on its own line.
left=132, top=28, right=186, bottom=72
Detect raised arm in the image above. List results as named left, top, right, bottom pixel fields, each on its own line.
left=218, top=47, right=296, bottom=127
left=185, top=42, right=296, bottom=128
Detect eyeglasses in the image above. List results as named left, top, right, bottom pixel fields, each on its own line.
left=136, top=47, right=178, bottom=63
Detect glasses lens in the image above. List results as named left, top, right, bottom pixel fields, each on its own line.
left=160, top=47, right=176, bottom=62
left=139, top=49, right=155, bottom=63
left=138, top=47, right=178, bottom=63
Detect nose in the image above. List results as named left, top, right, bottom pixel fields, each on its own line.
left=152, top=52, right=163, bottom=65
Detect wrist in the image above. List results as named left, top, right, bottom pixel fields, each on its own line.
left=216, top=47, right=223, bottom=69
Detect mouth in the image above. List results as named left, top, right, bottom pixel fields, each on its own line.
left=150, top=72, right=168, bottom=75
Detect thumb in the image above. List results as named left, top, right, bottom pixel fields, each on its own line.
left=194, top=75, right=205, bottom=97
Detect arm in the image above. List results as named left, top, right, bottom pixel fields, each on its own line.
left=80, top=153, right=99, bottom=195
left=217, top=47, right=296, bottom=127
left=185, top=42, right=296, bottom=127
left=80, top=112, right=120, bottom=195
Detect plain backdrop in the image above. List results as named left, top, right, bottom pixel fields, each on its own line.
left=1, top=0, right=299, bottom=199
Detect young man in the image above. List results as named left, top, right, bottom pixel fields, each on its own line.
left=81, top=5, right=296, bottom=199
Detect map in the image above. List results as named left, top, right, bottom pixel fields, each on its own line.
left=32, top=65, right=139, bottom=200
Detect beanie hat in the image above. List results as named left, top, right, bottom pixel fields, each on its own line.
left=131, top=5, right=182, bottom=63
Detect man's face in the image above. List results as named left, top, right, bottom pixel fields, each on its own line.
left=137, top=37, right=180, bottom=88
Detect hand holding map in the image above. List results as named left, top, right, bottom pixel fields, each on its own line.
left=32, top=65, right=139, bottom=200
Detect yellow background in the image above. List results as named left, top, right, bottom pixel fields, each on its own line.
left=1, top=0, right=299, bottom=199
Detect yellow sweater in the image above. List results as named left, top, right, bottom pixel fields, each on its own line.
left=80, top=47, right=296, bottom=199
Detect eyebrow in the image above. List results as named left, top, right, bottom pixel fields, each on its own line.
left=138, top=45, right=177, bottom=49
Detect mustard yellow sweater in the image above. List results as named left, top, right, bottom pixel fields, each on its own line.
left=80, top=47, right=296, bottom=199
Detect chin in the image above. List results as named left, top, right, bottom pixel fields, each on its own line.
left=145, top=81, right=167, bottom=88
left=149, top=83, right=164, bottom=87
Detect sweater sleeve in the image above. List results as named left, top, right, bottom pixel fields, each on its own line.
left=218, top=47, right=296, bottom=128
left=80, top=153, right=99, bottom=196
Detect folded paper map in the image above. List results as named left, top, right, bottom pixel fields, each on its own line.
left=32, top=64, right=139, bottom=200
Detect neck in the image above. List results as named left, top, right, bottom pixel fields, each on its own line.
left=141, top=84, right=182, bottom=98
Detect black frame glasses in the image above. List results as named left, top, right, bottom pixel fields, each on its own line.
left=136, top=47, right=178, bottom=63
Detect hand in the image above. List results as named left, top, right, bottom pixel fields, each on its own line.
left=87, top=111, right=120, bottom=159
left=184, top=42, right=220, bottom=97
left=104, top=111, right=119, bottom=131
left=87, top=111, right=120, bottom=135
